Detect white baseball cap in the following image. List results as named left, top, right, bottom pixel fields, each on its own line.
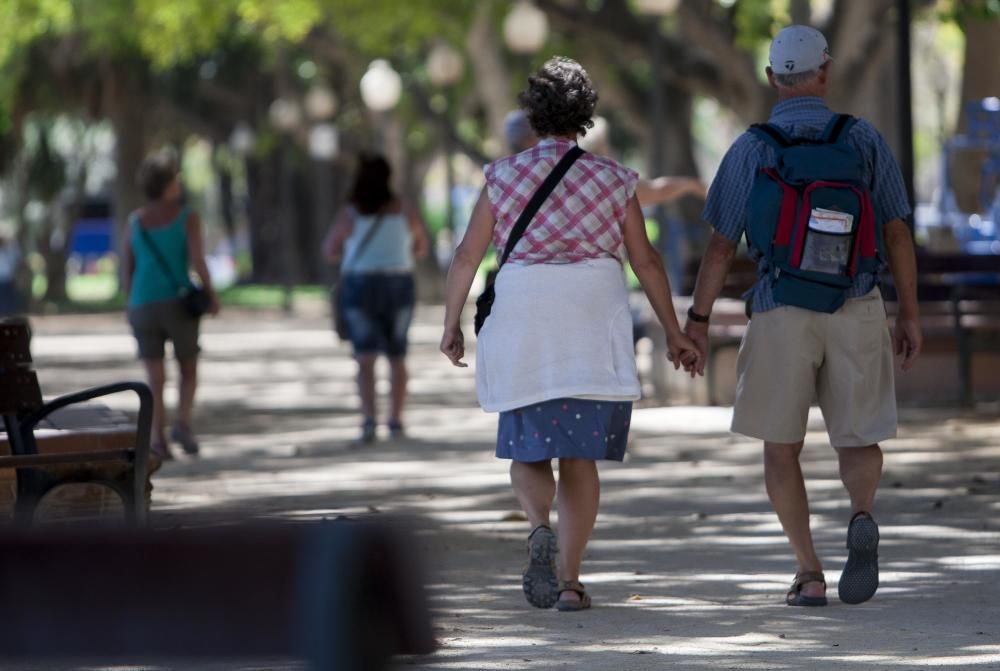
left=769, top=25, right=832, bottom=75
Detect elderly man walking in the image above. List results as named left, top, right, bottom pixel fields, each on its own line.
left=683, top=26, right=922, bottom=607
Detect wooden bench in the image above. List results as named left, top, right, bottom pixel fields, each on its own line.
left=0, top=320, right=154, bottom=526
left=883, top=253, right=1000, bottom=404
left=0, top=520, right=436, bottom=669
left=667, top=252, right=1000, bottom=405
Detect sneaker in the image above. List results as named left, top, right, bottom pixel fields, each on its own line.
left=170, top=422, right=200, bottom=455
left=387, top=419, right=405, bottom=438
left=360, top=418, right=377, bottom=444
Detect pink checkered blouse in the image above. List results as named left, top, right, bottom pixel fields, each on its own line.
left=484, top=138, right=639, bottom=264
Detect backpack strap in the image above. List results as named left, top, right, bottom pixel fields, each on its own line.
left=748, top=123, right=794, bottom=150
left=821, top=113, right=856, bottom=143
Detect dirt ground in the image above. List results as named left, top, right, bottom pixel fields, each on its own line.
left=9, top=305, right=1000, bottom=671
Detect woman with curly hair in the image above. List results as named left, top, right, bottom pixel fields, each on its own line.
left=441, top=57, right=699, bottom=611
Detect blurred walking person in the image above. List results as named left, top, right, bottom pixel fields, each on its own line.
left=323, top=154, right=430, bottom=443
left=441, top=58, right=700, bottom=611
left=0, top=231, right=22, bottom=317
left=124, top=150, right=220, bottom=461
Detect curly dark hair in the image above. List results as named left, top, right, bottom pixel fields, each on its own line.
left=518, top=57, right=598, bottom=139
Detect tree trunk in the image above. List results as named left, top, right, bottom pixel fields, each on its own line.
left=39, top=210, right=68, bottom=304
left=951, top=17, right=1000, bottom=213
left=103, top=61, right=148, bottom=279
left=466, top=0, right=516, bottom=153
left=246, top=153, right=281, bottom=283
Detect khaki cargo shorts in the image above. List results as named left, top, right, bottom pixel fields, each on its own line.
left=731, top=288, right=897, bottom=448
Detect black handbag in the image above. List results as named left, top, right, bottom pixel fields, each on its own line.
left=473, top=145, right=585, bottom=335
left=331, top=213, right=385, bottom=340
left=136, top=212, right=211, bottom=319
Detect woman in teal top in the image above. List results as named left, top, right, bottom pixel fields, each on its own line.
left=123, top=151, right=220, bottom=461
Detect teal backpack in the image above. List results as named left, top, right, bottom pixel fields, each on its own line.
left=745, top=113, right=882, bottom=313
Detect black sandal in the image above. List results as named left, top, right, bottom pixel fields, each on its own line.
left=556, top=580, right=592, bottom=612
left=786, top=570, right=828, bottom=607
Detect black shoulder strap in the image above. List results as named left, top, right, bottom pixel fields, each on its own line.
left=821, top=113, right=855, bottom=143
left=748, top=123, right=793, bottom=149
left=342, top=211, right=386, bottom=271
left=499, top=145, right=585, bottom=267
left=135, top=209, right=190, bottom=292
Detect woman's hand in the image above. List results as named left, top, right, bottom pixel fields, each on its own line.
left=440, top=325, right=467, bottom=367
left=208, top=291, right=222, bottom=316
left=666, top=329, right=703, bottom=379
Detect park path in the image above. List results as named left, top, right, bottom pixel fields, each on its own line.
left=15, top=304, right=1000, bottom=671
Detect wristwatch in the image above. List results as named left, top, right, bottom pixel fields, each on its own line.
left=687, top=306, right=710, bottom=323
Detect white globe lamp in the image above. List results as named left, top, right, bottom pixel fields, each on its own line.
left=305, top=85, right=338, bottom=120
left=503, top=1, right=549, bottom=54
left=426, top=43, right=464, bottom=87
left=360, top=60, right=402, bottom=112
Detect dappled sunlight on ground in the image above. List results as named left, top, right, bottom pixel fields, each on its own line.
left=16, top=308, right=1000, bottom=670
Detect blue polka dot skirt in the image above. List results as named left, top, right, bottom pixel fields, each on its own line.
left=496, top=398, right=632, bottom=463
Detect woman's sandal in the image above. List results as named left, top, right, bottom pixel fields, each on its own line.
left=522, top=525, right=559, bottom=609
left=555, top=580, right=592, bottom=612
left=786, top=570, right=828, bottom=607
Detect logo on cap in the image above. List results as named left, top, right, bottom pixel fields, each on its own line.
left=784, top=60, right=796, bottom=72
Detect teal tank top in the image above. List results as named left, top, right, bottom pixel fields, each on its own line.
left=129, top=207, right=192, bottom=307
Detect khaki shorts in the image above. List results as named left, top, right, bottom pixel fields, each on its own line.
left=127, top=298, right=201, bottom=360
left=731, top=288, right=896, bottom=448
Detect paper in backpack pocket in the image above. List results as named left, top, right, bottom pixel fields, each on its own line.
left=808, top=208, right=854, bottom=234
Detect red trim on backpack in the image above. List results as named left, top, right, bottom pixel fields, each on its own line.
left=764, top=168, right=799, bottom=247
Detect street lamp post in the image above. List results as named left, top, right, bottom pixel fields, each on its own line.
left=636, top=0, right=680, bottom=271
left=359, top=60, right=402, bottom=151
left=426, top=43, right=465, bottom=243
left=269, top=96, right=302, bottom=313
left=503, top=1, right=549, bottom=55
left=636, top=0, right=679, bottom=403
left=306, top=84, right=340, bottom=284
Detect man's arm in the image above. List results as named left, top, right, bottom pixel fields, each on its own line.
left=683, top=231, right=739, bottom=375
left=884, top=217, right=922, bottom=371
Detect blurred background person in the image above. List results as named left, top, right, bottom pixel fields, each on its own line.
left=123, top=151, right=220, bottom=460
left=323, top=154, right=430, bottom=444
left=0, top=230, right=21, bottom=317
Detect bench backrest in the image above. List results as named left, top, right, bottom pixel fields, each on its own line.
left=0, top=321, right=42, bottom=418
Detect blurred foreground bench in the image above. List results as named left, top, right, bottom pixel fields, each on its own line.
left=0, top=520, right=435, bottom=670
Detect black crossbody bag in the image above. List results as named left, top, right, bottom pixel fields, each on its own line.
left=474, top=145, right=584, bottom=335
left=136, top=212, right=211, bottom=318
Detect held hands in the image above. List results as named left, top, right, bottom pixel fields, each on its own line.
left=893, top=316, right=922, bottom=372
left=680, top=319, right=710, bottom=377
left=440, top=325, right=467, bottom=368
left=667, top=328, right=704, bottom=379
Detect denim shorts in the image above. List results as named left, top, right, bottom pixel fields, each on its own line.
left=338, top=273, right=415, bottom=357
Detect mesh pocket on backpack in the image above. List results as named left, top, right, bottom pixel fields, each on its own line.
left=799, top=208, right=854, bottom=275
